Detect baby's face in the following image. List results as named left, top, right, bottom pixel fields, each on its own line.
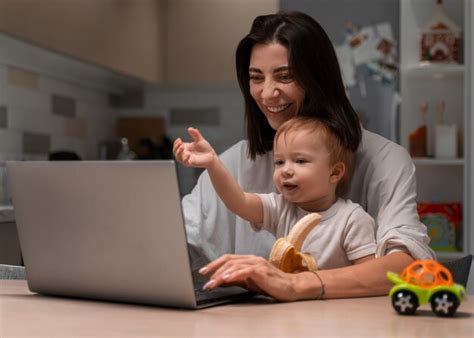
left=272, top=129, right=337, bottom=211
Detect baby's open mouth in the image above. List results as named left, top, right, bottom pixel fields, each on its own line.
left=283, top=183, right=298, bottom=190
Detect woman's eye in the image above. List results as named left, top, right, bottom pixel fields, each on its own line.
left=278, top=73, right=294, bottom=82
left=249, top=75, right=263, bottom=82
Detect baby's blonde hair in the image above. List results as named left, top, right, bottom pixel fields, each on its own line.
left=274, top=116, right=354, bottom=196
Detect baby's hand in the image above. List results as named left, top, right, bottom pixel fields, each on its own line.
left=173, top=127, right=217, bottom=168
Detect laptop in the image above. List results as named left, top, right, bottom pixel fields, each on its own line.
left=7, top=160, right=252, bottom=309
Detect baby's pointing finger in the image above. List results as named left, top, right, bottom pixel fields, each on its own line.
left=187, top=127, right=204, bottom=142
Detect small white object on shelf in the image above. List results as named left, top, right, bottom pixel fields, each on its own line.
left=435, top=124, right=458, bottom=158
left=116, top=137, right=136, bottom=160
left=433, top=100, right=458, bottom=159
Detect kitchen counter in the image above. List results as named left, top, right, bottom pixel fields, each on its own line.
left=1, top=280, right=473, bottom=337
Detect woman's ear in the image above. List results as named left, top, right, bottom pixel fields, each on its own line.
left=329, top=162, right=345, bottom=183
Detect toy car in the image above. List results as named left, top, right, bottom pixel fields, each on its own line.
left=387, top=260, right=466, bottom=317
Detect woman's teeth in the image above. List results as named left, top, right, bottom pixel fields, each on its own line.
left=267, top=104, right=291, bottom=113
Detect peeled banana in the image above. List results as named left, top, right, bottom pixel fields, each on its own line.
left=268, top=213, right=321, bottom=273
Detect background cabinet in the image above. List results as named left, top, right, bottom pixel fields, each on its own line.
left=400, top=0, right=470, bottom=260
left=164, top=0, right=278, bottom=86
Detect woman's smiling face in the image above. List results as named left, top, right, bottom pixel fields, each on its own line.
left=249, top=43, right=305, bottom=130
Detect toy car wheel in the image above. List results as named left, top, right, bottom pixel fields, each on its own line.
left=391, top=290, right=419, bottom=315
left=430, top=291, right=460, bottom=317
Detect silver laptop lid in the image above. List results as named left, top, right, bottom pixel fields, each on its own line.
left=7, top=161, right=197, bottom=308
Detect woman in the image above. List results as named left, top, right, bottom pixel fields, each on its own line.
left=182, top=11, right=433, bottom=301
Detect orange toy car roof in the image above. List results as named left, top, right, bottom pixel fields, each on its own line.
left=400, top=260, right=453, bottom=288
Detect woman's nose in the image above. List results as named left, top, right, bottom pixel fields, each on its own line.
left=261, top=80, right=279, bottom=99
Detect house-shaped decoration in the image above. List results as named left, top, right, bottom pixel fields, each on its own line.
left=420, top=0, right=461, bottom=63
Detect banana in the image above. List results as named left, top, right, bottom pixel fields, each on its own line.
left=268, top=213, right=321, bottom=273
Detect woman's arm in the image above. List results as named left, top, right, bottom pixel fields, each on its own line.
left=351, top=254, right=375, bottom=265
left=302, top=252, right=414, bottom=298
left=200, top=252, right=414, bottom=301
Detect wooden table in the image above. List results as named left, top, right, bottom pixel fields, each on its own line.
left=1, top=280, right=472, bottom=337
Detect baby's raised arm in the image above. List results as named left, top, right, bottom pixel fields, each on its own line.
left=173, top=128, right=263, bottom=224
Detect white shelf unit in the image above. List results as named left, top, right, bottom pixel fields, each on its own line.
left=413, top=157, right=464, bottom=166
left=400, top=0, right=470, bottom=258
left=405, top=63, right=464, bottom=79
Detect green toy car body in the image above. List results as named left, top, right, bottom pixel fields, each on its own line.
left=387, top=271, right=466, bottom=317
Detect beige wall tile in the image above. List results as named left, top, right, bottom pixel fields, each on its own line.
left=64, top=118, right=87, bottom=138
left=7, top=66, right=39, bottom=89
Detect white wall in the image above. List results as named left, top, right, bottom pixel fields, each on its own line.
left=0, top=33, right=143, bottom=203
left=0, top=34, right=129, bottom=161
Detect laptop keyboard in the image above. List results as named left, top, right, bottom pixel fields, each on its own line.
left=193, top=280, right=207, bottom=292
left=194, top=281, right=232, bottom=299
left=191, top=270, right=252, bottom=305
left=194, top=282, right=251, bottom=304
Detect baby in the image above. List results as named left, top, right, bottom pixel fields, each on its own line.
left=174, top=116, right=376, bottom=269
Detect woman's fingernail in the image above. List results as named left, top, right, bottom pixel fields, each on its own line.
left=222, top=273, right=230, bottom=280
left=199, top=267, right=208, bottom=274
left=203, top=280, right=215, bottom=290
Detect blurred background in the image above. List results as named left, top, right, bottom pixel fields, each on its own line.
left=0, top=0, right=410, bottom=195
left=0, top=0, right=472, bottom=290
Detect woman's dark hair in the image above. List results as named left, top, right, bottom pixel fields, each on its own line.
left=236, top=11, right=361, bottom=160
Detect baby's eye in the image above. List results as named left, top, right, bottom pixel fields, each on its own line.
left=274, top=160, right=284, bottom=166
left=295, top=158, right=307, bottom=164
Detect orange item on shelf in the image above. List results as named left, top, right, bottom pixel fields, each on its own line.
left=409, top=125, right=427, bottom=157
